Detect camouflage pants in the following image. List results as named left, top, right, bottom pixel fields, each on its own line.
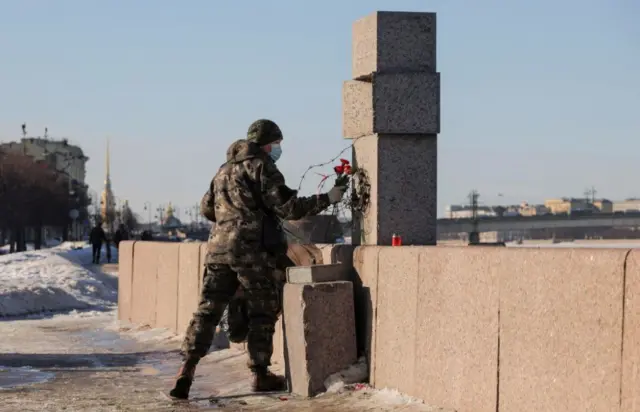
left=181, top=263, right=280, bottom=371
left=226, top=244, right=322, bottom=342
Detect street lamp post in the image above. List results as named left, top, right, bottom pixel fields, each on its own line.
left=143, top=202, right=152, bottom=231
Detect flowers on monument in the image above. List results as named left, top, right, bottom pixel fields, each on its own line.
left=334, top=159, right=353, bottom=175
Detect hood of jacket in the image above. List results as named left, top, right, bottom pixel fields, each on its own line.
left=226, top=139, right=267, bottom=163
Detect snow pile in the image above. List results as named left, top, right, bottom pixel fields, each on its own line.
left=0, top=248, right=118, bottom=317
left=324, top=356, right=369, bottom=393
left=366, top=388, right=442, bottom=410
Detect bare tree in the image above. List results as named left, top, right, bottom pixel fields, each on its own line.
left=0, top=151, right=77, bottom=251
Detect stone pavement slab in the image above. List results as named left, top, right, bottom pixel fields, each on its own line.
left=0, top=311, right=444, bottom=412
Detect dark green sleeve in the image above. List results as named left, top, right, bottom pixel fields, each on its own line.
left=257, top=160, right=331, bottom=221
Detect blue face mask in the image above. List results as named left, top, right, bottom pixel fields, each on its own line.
left=269, top=144, right=282, bottom=162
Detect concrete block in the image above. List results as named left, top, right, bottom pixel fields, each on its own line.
left=117, top=240, right=136, bottom=322
left=414, top=247, right=499, bottom=412
left=353, top=11, right=436, bottom=79
left=373, top=248, right=420, bottom=395
left=198, top=243, right=208, bottom=296
left=286, top=264, right=351, bottom=284
left=317, top=244, right=355, bottom=267
left=155, top=243, right=180, bottom=331
left=623, top=251, right=640, bottom=412
left=499, top=248, right=626, bottom=412
left=343, top=72, right=440, bottom=138
left=284, top=281, right=357, bottom=397
left=352, top=134, right=437, bottom=246
left=130, top=242, right=159, bottom=326
left=352, top=246, right=380, bottom=383
left=176, top=243, right=202, bottom=335
left=272, top=317, right=285, bottom=365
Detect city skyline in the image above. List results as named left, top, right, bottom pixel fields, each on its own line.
left=1, top=0, right=638, bottom=218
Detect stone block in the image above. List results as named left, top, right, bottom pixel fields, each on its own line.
left=176, top=243, right=202, bottom=335
left=373, top=248, right=420, bottom=395
left=283, top=281, right=357, bottom=397
left=343, top=72, right=440, bottom=138
left=498, top=248, right=626, bottom=412
left=155, top=243, right=180, bottom=331
left=117, top=240, right=136, bottom=322
left=353, top=11, right=436, bottom=79
left=130, top=242, right=159, bottom=326
left=352, top=246, right=380, bottom=383
left=414, top=247, right=499, bottom=412
left=198, top=243, right=208, bottom=296
left=286, top=264, right=351, bottom=284
left=623, top=251, right=640, bottom=412
left=317, top=244, right=355, bottom=267
left=272, top=317, right=285, bottom=365
left=352, top=134, right=437, bottom=246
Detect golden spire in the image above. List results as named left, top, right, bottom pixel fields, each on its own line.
left=100, top=137, right=116, bottom=227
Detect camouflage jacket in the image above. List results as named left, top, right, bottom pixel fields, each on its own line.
left=201, top=139, right=331, bottom=267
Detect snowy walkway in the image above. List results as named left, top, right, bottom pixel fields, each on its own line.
left=0, top=311, right=440, bottom=411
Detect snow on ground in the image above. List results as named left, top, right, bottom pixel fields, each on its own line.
left=0, top=244, right=118, bottom=318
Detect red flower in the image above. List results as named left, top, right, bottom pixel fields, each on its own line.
left=334, top=165, right=344, bottom=174
left=343, top=165, right=352, bottom=174
left=340, top=158, right=350, bottom=165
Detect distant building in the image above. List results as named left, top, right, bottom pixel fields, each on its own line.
left=544, top=198, right=611, bottom=214
left=544, top=198, right=593, bottom=214
left=518, top=202, right=550, bottom=216
left=613, top=199, right=640, bottom=213
left=0, top=137, right=90, bottom=240
left=445, top=205, right=497, bottom=219
left=593, top=199, right=613, bottom=213
left=0, top=137, right=88, bottom=185
left=162, top=203, right=183, bottom=230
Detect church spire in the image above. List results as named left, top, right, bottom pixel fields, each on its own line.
left=100, top=137, right=116, bottom=229
left=106, top=137, right=110, bottom=180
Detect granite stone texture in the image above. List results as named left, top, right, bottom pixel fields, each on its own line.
left=343, top=72, right=440, bottom=138
left=176, top=242, right=202, bottom=334
left=414, top=247, right=499, bottom=412
left=623, top=250, right=640, bottom=412
left=283, top=281, right=357, bottom=397
left=498, top=248, right=626, bottom=412
left=352, top=134, right=437, bottom=246
left=373, top=247, right=421, bottom=396
left=130, top=242, right=159, bottom=326
left=272, top=317, right=285, bottom=366
left=155, top=243, right=180, bottom=332
left=117, top=241, right=136, bottom=323
left=352, top=246, right=380, bottom=385
left=286, top=264, right=352, bottom=284
left=352, top=11, right=436, bottom=79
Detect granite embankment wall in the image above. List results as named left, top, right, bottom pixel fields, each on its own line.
left=118, top=241, right=639, bottom=412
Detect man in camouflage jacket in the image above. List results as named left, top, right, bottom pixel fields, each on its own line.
left=170, top=119, right=347, bottom=399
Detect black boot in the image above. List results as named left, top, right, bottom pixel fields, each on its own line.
left=252, top=368, right=286, bottom=392
left=169, top=358, right=198, bottom=399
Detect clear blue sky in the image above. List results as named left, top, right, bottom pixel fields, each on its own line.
left=1, top=0, right=638, bottom=220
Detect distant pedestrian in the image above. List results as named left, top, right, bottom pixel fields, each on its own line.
left=89, top=224, right=107, bottom=264
left=105, top=235, right=112, bottom=263
left=113, top=224, right=130, bottom=248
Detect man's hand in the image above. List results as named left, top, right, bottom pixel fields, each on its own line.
left=327, top=184, right=348, bottom=204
